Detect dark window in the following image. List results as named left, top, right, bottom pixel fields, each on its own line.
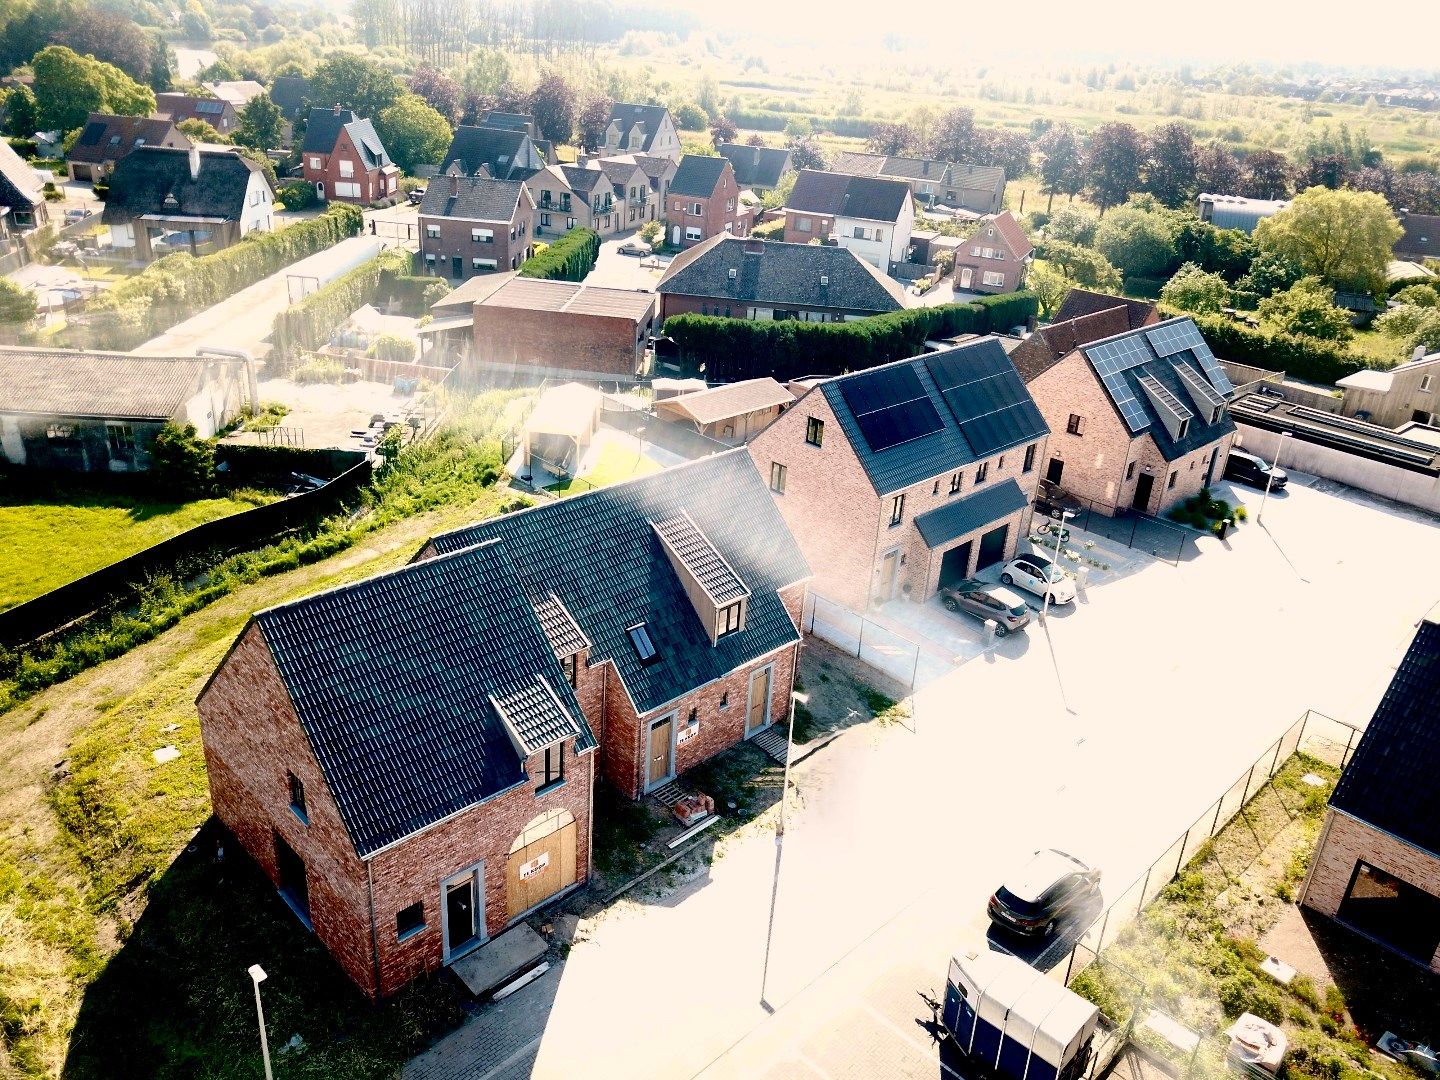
left=770, top=461, right=786, bottom=493
left=1167, top=470, right=1178, bottom=490
left=288, top=772, right=307, bottom=822
left=998, top=455, right=1006, bottom=470
left=719, top=691, right=729, bottom=708
left=805, top=416, right=824, bottom=447
left=1066, top=414, right=1085, bottom=436
left=562, top=652, right=578, bottom=688
left=537, top=745, right=564, bottom=790
left=628, top=623, right=658, bottom=663
left=274, top=832, right=310, bottom=925
left=718, top=601, right=743, bottom=637
left=975, top=462, right=989, bottom=484
left=1125, top=460, right=1136, bottom=480
left=932, top=481, right=939, bottom=495
left=396, top=902, right=425, bottom=940
left=889, top=494, right=905, bottom=526
left=949, top=472, right=962, bottom=494
left=1023, top=444, right=1036, bottom=473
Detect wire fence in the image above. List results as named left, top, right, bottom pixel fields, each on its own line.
left=1042, top=490, right=1196, bottom=567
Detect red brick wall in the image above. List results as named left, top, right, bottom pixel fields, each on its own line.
left=470, top=303, right=651, bottom=377
left=782, top=210, right=833, bottom=245
left=665, top=163, right=748, bottom=248
left=302, top=127, right=389, bottom=204
left=420, top=201, right=534, bottom=280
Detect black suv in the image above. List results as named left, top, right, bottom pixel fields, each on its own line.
left=988, top=849, right=1102, bottom=937
left=1034, top=479, right=1083, bottom=519
left=1224, top=449, right=1286, bottom=490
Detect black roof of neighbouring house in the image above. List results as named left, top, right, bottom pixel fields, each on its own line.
left=670, top=154, right=730, bottom=199
left=301, top=107, right=392, bottom=169
left=816, top=337, right=1049, bottom=496
left=716, top=143, right=792, bottom=189
left=787, top=169, right=910, bottom=223
left=0, top=138, right=43, bottom=213
left=101, top=146, right=264, bottom=225
left=69, top=113, right=190, bottom=165
left=1330, top=603, right=1440, bottom=855
left=419, top=174, right=528, bottom=222
left=268, top=76, right=311, bottom=120
left=608, top=102, right=670, bottom=153
left=426, top=450, right=810, bottom=716
left=1054, top=289, right=1159, bottom=330
left=251, top=540, right=595, bottom=859
left=657, top=235, right=906, bottom=314
left=442, top=125, right=532, bottom=180
left=1395, top=212, right=1440, bottom=261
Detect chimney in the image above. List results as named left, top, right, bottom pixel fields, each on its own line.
left=742, top=237, right=764, bottom=255
left=1416, top=345, right=1428, bottom=361
left=819, top=274, right=828, bottom=287
left=450, top=171, right=460, bottom=196
left=333, top=102, right=342, bottom=116
left=188, top=143, right=200, bottom=180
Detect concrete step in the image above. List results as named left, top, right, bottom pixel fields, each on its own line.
left=449, top=923, right=548, bottom=998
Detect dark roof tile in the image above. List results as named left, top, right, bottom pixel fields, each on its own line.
left=716, top=143, right=792, bottom=189
left=101, top=145, right=263, bottom=225
left=670, top=154, right=730, bottom=199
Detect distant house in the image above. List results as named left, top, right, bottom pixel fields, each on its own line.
left=419, top=168, right=534, bottom=280
left=301, top=106, right=399, bottom=204
left=155, top=91, right=238, bottom=134
left=0, top=138, right=49, bottom=233
left=526, top=164, right=624, bottom=237
left=666, top=155, right=748, bottom=249
left=0, top=348, right=254, bottom=471
left=66, top=114, right=191, bottom=182
left=205, top=80, right=266, bottom=110
left=1053, top=289, right=1161, bottom=331
left=1195, top=193, right=1290, bottom=235
left=1301, top=602, right=1440, bottom=973
left=592, top=156, right=654, bottom=228
left=268, top=76, right=311, bottom=122
left=602, top=102, right=681, bottom=163
left=441, top=125, right=546, bottom=181
left=468, top=276, right=656, bottom=379
left=1010, top=302, right=1155, bottom=384
left=952, top=211, right=1033, bottom=295
left=477, top=111, right=555, bottom=164
left=1395, top=210, right=1440, bottom=264
left=656, top=235, right=906, bottom=323
left=1337, top=350, right=1440, bottom=429
left=1023, top=314, right=1237, bottom=517
left=782, top=169, right=914, bottom=273
left=716, top=144, right=793, bottom=192
left=655, top=378, right=794, bottom=444
left=830, top=151, right=1005, bottom=215
left=747, top=337, right=1049, bottom=611
left=102, top=145, right=274, bottom=262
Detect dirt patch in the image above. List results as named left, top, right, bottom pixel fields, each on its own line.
left=794, top=637, right=912, bottom=744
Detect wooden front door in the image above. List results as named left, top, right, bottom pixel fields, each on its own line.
left=646, top=715, right=674, bottom=790
left=877, top=549, right=899, bottom=603
left=506, top=811, right=577, bottom=921
left=747, top=664, right=773, bottom=735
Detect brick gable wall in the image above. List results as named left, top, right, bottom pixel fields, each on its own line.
left=302, top=128, right=393, bottom=204
left=666, top=163, right=749, bottom=248
left=420, top=202, right=533, bottom=280
left=470, top=304, right=650, bottom=377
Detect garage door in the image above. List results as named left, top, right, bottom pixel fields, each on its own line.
left=976, top=524, right=1009, bottom=572
left=939, top=541, right=973, bottom=589
left=1337, top=861, right=1440, bottom=964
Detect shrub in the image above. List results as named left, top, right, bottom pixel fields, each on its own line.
left=369, top=334, right=416, bottom=363
left=0, top=278, right=38, bottom=323
left=517, top=227, right=600, bottom=281
left=277, top=180, right=320, bottom=210
left=1161, top=262, right=1231, bottom=315
left=1161, top=307, right=1364, bottom=386
left=148, top=422, right=215, bottom=499
left=638, top=220, right=663, bottom=245
left=273, top=249, right=413, bottom=353
left=292, top=357, right=346, bottom=384
left=750, top=218, right=785, bottom=240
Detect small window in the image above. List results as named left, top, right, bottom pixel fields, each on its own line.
left=1420, top=375, right=1432, bottom=393
left=473, top=257, right=498, bottom=270
left=537, top=745, right=563, bottom=790
left=628, top=623, right=658, bottom=663
left=691, top=202, right=703, bottom=216
left=425, top=224, right=441, bottom=239
left=288, top=772, right=307, bottom=822
left=1177, top=418, right=1189, bottom=440
left=1066, top=413, right=1085, bottom=436
left=769, top=461, right=787, bottom=493
left=805, top=416, right=824, bottom=447
left=889, top=493, right=905, bottom=526
left=982, top=271, right=1006, bottom=287
left=1125, top=460, right=1136, bottom=480
left=396, top=902, right=425, bottom=941
left=717, top=601, right=743, bottom=637
left=949, top=472, right=961, bottom=494
left=308, top=156, right=321, bottom=169
left=1167, top=470, right=1178, bottom=490
left=686, top=226, right=702, bottom=241
left=998, top=455, right=1006, bottom=470
left=1023, top=444, right=1036, bottom=473
left=106, top=423, right=136, bottom=455
left=975, top=462, right=989, bottom=484
left=796, top=216, right=812, bottom=232
left=719, top=691, right=730, bottom=708
left=338, top=159, right=354, bottom=178
left=472, top=228, right=494, bottom=243
left=46, top=423, right=73, bottom=439
left=932, top=481, right=940, bottom=496
left=853, top=225, right=867, bottom=240
left=562, top=652, right=578, bottom=688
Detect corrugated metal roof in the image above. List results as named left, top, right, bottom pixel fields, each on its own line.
left=0, top=348, right=236, bottom=419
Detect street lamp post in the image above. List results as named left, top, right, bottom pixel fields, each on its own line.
left=248, top=964, right=273, bottom=1080
left=761, top=687, right=809, bottom=1009
left=1040, top=510, right=1077, bottom=625
left=1257, top=432, right=1291, bottom=525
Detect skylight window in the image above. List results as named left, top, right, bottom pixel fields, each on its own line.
left=628, top=623, right=658, bottom=663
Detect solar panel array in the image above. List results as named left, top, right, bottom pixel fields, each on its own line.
left=925, top=349, right=1047, bottom=459
left=1145, top=321, right=1234, bottom=395
left=1085, top=335, right=1152, bottom=432
left=77, top=121, right=106, bottom=147
left=838, top=365, right=943, bottom=453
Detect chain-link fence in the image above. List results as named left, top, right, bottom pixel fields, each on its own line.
left=1041, top=491, right=1196, bottom=566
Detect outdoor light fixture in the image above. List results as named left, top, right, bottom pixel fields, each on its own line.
left=248, top=964, right=273, bottom=1080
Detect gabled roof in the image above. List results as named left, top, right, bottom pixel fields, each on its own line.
left=1329, top=603, right=1440, bottom=855
left=268, top=76, right=311, bottom=119
left=554, top=163, right=605, bottom=195
left=815, top=337, right=1049, bottom=495
left=593, top=156, right=646, bottom=188
left=1054, top=289, right=1160, bottom=330
left=419, top=174, right=528, bottom=222
left=914, top=477, right=1029, bottom=548
left=716, top=143, right=792, bottom=189
left=0, top=138, right=43, bottom=211
left=442, top=125, right=533, bottom=180
left=0, top=347, right=243, bottom=420
left=101, top=145, right=264, bottom=225
left=425, top=450, right=810, bottom=716
left=479, top=111, right=538, bottom=136
left=983, top=211, right=1033, bottom=261
left=655, top=378, right=794, bottom=426
left=205, top=80, right=265, bottom=107
left=632, top=154, right=677, bottom=182
left=670, top=154, right=730, bottom=199
left=1395, top=212, right=1439, bottom=260
left=69, top=113, right=189, bottom=165
left=155, top=93, right=234, bottom=125
left=607, top=102, right=671, bottom=153
left=1011, top=306, right=1135, bottom=383
left=787, top=169, right=910, bottom=223
left=830, top=151, right=1005, bottom=195
left=251, top=540, right=594, bottom=859
left=656, top=235, right=906, bottom=314
left=301, top=107, right=392, bottom=169
left=477, top=277, right=655, bottom=321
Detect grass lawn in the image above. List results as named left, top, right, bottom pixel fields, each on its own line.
left=1348, top=327, right=1410, bottom=369
left=546, top=440, right=661, bottom=496
left=0, top=488, right=267, bottom=611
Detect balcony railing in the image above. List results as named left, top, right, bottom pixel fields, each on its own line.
left=538, top=197, right=571, bottom=212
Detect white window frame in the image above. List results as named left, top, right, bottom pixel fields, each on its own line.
left=308, top=156, right=321, bottom=170
left=472, top=257, right=498, bottom=270
left=982, top=271, right=1006, bottom=287
left=472, top=228, right=494, bottom=243
left=685, top=225, right=702, bottom=241
left=338, top=159, right=354, bottom=178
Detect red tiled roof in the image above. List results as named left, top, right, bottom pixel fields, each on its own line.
left=1053, top=289, right=1159, bottom=330
left=986, top=211, right=1033, bottom=260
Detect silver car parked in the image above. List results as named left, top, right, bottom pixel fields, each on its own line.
left=938, top=579, right=1031, bottom=635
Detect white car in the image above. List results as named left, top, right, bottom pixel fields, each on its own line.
left=1001, top=551, right=1076, bottom=605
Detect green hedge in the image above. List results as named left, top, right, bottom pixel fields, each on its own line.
left=665, top=292, right=1038, bottom=382
left=1171, top=309, right=1366, bottom=386
left=388, top=273, right=450, bottom=315
left=1122, top=274, right=1167, bottom=299
left=517, top=227, right=600, bottom=281
left=274, top=250, right=412, bottom=353
left=80, top=204, right=364, bottom=350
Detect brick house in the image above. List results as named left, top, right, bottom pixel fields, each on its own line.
left=419, top=168, right=534, bottom=280
left=1301, top=602, right=1440, bottom=972
left=1053, top=288, right=1161, bottom=331
left=469, top=276, right=656, bottom=379
left=666, top=155, right=749, bottom=249
left=592, top=156, right=654, bottom=229
left=301, top=106, right=399, bottom=204
left=602, top=102, right=681, bottom=163
left=952, top=211, right=1033, bottom=295
left=830, top=151, right=1005, bottom=215
left=154, top=91, right=238, bottom=133
left=441, top=125, right=546, bottom=181
left=782, top=170, right=914, bottom=273
left=656, top=235, right=906, bottom=323
left=747, top=337, right=1049, bottom=611
left=66, top=113, right=190, bottom=182
left=1021, top=314, right=1237, bottom=517
left=526, top=164, right=620, bottom=238
left=716, top=143, right=793, bottom=192
left=199, top=450, right=808, bottom=999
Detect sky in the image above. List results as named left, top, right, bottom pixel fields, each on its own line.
left=674, top=0, right=1440, bottom=73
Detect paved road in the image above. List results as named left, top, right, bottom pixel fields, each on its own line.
left=408, top=473, right=1436, bottom=1080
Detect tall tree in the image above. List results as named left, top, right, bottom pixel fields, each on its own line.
left=866, top=121, right=917, bottom=157
left=1195, top=142, right=1242, bottom=195
left=527, top=74, right=577, bottom=144
left=786, top=133, right=826, bottom=171
left=3, top=85, right=36, bottom=138
left=1239, top=149, right=1291, bottom=200
left=1257, top=277, right=1354, bottom=342
left=377, top=94, right=452, bottom=173
left=1036, top=122, right=1083, bottom=212
left=31, top=45, right=154, bottom=134
left=1083, top=121, right=1144, bottom=213
left=1142, top=121, right=1198, bottom=208
left=1254, top=187, right=1401, bottom=295
left=1042, top=240, right=1123, bottom=292
left=49, top=6, right=155, bottom=82
left=709, top=115, right=737, bottom=146
left=409, top=66, right=461, bottom=125
left=976, top=129, right=1031, bottom=180
left=578, top=95, right=613, bottom=151
left=928, top=106, right=978, bottom=163
left=308, top=53, right=403, bottom=120
left=1094, top=202, right=1178, bottom=277
left=236, top=93, right=284, bottom=151
left=1295, top=153, right=1351, bottom=191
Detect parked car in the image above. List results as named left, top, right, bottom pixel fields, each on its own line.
left=63, top=208, right=92, bottom=224
left=1034, top=479, right=1083, bottom=520
left=988, top=849, right=1102, bottom=937
left=1224, top=449, right=1286, bottom=490
left=1001, top=552, right=1076, bottom=605
left=938, top=579, right=1031, bottom=636
left=618, top=237, right=653, bottom=257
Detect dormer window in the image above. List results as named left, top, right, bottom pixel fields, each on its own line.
left=718, top=602, right=743, bottom=638
left=628, top=623, right=658, bottom=664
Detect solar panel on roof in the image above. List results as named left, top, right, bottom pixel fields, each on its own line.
left=924, top=350, right=1047, bottom=458
left=855, top=397, right=944, bottom=452
left=77, top=121, right=106, bottom=147
left=1144, top=321, right=1235, bottom=395
left=1188, top=341, right=1234, bottom=395
left=838, top=365, right=926, bottom=417
left=1086, top=336, right=1156, bottom=433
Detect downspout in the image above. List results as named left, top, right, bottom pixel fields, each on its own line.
left=197, top=345, right=259, bottom=415
left=365, top=858, right=382, bottom=1001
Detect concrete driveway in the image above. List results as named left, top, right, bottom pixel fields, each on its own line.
left=584, top=231, right=670, bottom=291
left=409, top=471, right=1437, bottom=1080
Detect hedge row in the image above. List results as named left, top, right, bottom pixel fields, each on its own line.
left=724, top=110, right=881, bottom=139
left=517, top=227, right=600, bottom=281
left=1174, top=309, right=1366, bottom=386
left=78, top=204, right=365, bottom=350
left=664, top=292, right=1038, bottom=382
left=273, top=250, right=412, bottom=353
